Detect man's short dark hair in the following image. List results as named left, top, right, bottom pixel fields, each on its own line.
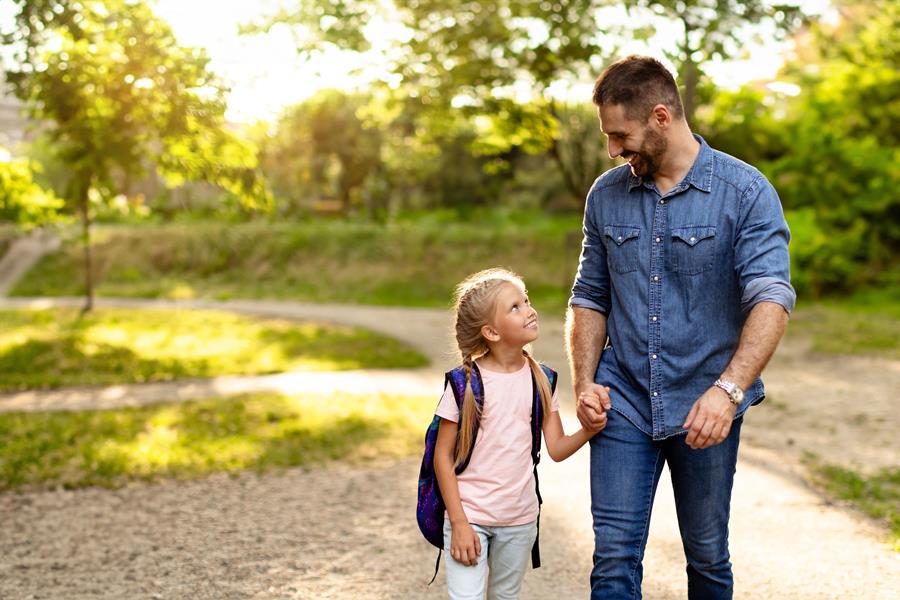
left=592, top=55, right=684, bottom=121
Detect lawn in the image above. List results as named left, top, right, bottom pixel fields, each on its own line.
left=0, top=391, right=435, bottom=491
left=12, top=219, right=583, bottom=313
left=0, top=307, right=427, bottom=392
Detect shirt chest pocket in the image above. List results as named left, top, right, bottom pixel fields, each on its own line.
left=603, top=225, right=641, bottom=274
left=669, top=226, right=716, bottom=275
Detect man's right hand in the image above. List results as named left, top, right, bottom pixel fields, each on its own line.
left=576, top=383, right=611, bottom=432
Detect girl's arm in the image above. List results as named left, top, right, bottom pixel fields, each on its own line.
left=542, top=409, right=599, bottom=462
left=433, top=417, right=481, bottom=566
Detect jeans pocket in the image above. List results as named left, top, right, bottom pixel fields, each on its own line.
left=604, top=225, right=640, bottom=274
left=669, top=225, right=716, bottom=275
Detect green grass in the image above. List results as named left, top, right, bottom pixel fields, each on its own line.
left=804, top=455, right=900, bottom=550
left=0, top=391, right=435, bottom=490
left=788, top=286, right=900, bottom=359
left=12, top=219, right=583, bottom=314
left=0, top=308, right=426, bottom=392
left=14, top=221, right=900, bottom=358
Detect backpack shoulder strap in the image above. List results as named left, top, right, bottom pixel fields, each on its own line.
left=529, top=362, right=557, bottom=571
left=445, top=363, right=484, bottom=474
left=530, top=363, right=558, bottom=465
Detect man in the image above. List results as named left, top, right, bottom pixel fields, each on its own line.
left=566, top=55, right=795, bottom=599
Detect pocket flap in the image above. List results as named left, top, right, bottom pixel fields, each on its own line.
left=604, top=225, right=640, bottom=246
left=671, top=226, right=715, bottom=247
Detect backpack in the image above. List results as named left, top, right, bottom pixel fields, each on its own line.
left=416, top=361, right=558, bottom=582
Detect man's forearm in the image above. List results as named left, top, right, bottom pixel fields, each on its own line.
left=721, top=301, right=789, bottom=388
left=565, top=306, right=608, bottom=389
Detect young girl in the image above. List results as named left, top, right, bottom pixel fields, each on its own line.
left=434, top=268, right=604, bottom=599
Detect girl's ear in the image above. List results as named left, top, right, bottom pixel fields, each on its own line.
left=481, top=323, right=500, bottom=342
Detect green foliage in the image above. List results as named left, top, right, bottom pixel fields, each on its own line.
left=258, top=89, right=382, bottom=216
left=696, top=86, right=789, bottom=166
left=0, top=391, right=434, bottom=490
left=0, top=155, right=66, bottom=229
left=254, top=1, right=617, bottom=202
left=768, top=0, right=900, bottom=296
left=0, top=308, right=426, bottom=391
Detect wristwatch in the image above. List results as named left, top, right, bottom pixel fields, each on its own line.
left=714, top=379, right=745, bottom=406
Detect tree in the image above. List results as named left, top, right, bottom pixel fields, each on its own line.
left=246, top=0, right=615, bottom=202
left=259, top=89, right=382, bottom=216
left=766, top=0, right=900, bottom=295
left=250, top=1, right=813, bottom=202
left=620, top=0, right=806, bottom=126
left=2, top=0, right=270, bottom=311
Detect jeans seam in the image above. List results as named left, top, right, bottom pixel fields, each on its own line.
left=629, top=446, right=662, bottom=600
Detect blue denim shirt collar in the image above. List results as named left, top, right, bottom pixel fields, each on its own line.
left=626, top=134, right=714, bottom=194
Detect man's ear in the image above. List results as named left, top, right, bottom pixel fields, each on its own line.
left=650, top=104, right=672, bottom=129
left=481, top=324, right=500, bottom=342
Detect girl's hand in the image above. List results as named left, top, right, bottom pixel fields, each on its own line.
left=450, top=521, right=481, bottom=567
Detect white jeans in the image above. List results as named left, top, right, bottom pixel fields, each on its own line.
left=443, top=519, right=538, bottom=600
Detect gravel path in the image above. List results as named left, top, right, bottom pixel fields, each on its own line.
left=0, top=297, right=898, bottom=599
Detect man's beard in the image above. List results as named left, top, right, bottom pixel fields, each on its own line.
left=623, top=127, right=667, bottom=177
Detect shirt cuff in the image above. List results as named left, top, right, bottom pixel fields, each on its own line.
left=568, top=295, right=610, bottom=315
left=741, top=277, right=796, bottom=314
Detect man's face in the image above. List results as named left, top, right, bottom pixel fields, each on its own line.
left=598, top=104, right=667, bottom=178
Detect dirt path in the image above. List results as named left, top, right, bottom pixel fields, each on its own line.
left=0, top=297, right=898, bottom=599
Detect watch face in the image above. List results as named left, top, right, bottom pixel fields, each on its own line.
left=732, top=387, right=744, bottom=404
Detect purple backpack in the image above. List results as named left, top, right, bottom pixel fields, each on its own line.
left=416, top=361, right=557, bottom=582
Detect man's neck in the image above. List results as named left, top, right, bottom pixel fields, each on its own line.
left=653, top=127, right=701, bottom=196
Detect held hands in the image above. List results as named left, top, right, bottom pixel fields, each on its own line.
left=450, top=520, right=481, bottom=567
left=683, top=386, right=737, bottom=449
left=576, top=383, right=612, bottom=434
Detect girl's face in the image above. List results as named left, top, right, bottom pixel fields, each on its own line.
left=487, top=282, right=540, bottom=347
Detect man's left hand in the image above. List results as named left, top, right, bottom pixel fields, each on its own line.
left=683, top=386, right=737, bottom=449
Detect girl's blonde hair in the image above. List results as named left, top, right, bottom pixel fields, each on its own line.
left=451, top=268, right=552, bottom=467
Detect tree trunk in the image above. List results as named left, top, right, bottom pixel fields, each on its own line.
left=681, top=19, right=697, bottom=128
left=547, top=102, right=586, bottom=203
left=78, top=178, right=94, bottom=315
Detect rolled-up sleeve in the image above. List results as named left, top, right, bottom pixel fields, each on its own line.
left=734, top=176, right=797, bottom=314
left=569, top=189, right=611, bottom=315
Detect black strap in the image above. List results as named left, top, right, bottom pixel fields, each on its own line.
left=428, top=549, right=442, bottom=585
left=531, top=465, right=542, bottom=568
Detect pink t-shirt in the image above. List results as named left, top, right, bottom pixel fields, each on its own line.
left=435, top=360, right=559, bottom=526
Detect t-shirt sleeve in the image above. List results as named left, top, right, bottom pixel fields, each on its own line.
left=550, top=388, right=560, bottom=413
left=435, top=382, right=459, bottom=422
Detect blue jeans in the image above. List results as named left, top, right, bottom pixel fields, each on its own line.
left=443, top=519, right=537, bottom=600
left=589, top=410, right=742, bottom=600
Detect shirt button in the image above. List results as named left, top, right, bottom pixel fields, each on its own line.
left=653, top=392, right=659, bottom=397
left=652, top=276, right=659, bottom=282
left=651, top=316, right=657, bottom=322
left=659, top=200, right=665, bottom=205
left=689, top=236, right=696, bottom=243
left=618, top=236, right=623, bottom=241
left=652, top=354, right=657, bottom=359
left=656, top=237, right=661, bottom=243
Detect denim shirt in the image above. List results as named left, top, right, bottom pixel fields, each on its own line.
left=569, top=135, right=796, bottom=440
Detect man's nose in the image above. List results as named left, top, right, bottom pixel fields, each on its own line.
left=607, top=139, right=621, bottom=159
